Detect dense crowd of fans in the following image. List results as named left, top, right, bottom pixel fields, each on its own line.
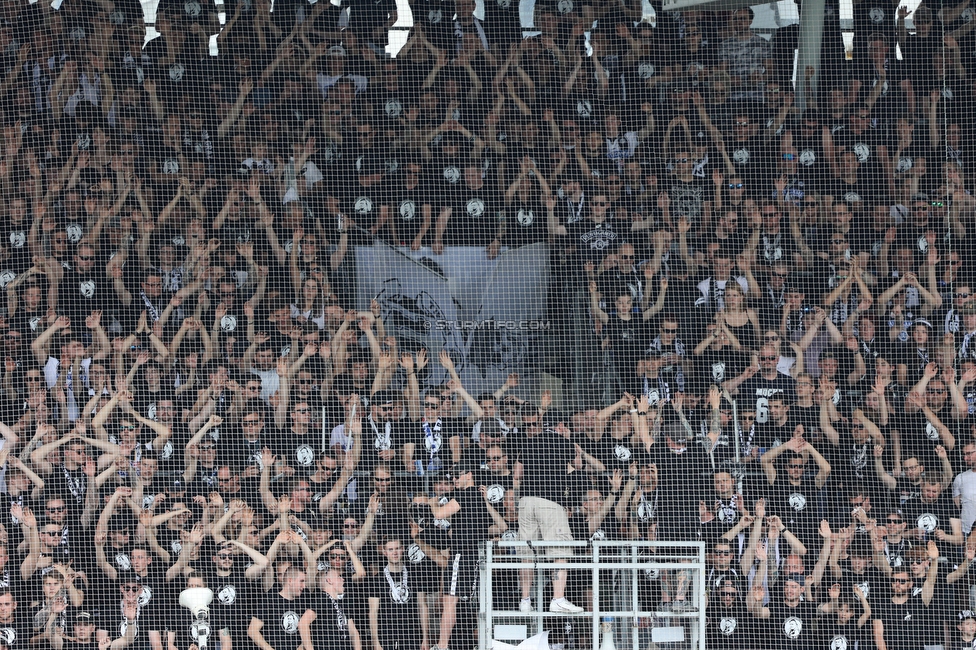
left=5, top=0, right=976, bottom=649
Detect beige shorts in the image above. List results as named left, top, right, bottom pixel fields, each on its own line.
left=516, top=496, right=574, bottom=558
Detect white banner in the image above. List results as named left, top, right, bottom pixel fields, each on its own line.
left=355, top=243, right=550, bottom=395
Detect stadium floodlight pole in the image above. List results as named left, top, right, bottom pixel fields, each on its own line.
left=796, top=0, right=826, bottom=111
left=140, top=0, right=162, bottom=46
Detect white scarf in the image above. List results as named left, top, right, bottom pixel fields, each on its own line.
left=421, top=417, right=444, bottom=473
left=384, top=566, right=409, bottom=603
left=369, top=416, right=392, bottom=450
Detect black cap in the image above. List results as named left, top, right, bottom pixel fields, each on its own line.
left=76, top=612, right=93, bottom=622
left=782, top=573, right=805, bottom=585
left=117, top=569, right=142, bottom=585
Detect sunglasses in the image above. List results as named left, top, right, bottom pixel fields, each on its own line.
left=728, top=183, right=743, bottom=189
left=782, top=153, right=795, bottom=161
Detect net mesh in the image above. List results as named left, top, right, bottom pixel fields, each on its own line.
left=0, top=0, right=973, bottom=648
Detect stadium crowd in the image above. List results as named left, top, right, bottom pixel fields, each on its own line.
left=5, top=0, right=976, bottom=649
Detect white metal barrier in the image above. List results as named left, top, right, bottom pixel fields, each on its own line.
left=480, top=540, right=706, bottom=650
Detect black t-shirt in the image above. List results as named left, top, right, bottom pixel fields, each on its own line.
left=306, top=591, right=355, bottom=650
left=481, top=0, right=522, bottom=46
left=763, top=599, right=818, bottom=649
left=447, top=486, right=492, bottom=551
left=363, top=417, right=407, bottom=472
left=793, top=132, right=830, bottom=187
left=566, top=217, right=624, bottom=272
left=276, top=431, right=322, bottom=475
left=902, top=494, right=958, bottom=545
left=667, top=176, right=709, bottom=224
left=0, top=613, right=32, bottom=650
left=1, top=221, right=31, bottom=276
left=57, top=269, right=111, bottom=324
left=252, top=591, right=310, bottom=650
left=898, top=411, right=952, bottom=460
left=446, top=183, right=500, bottom=248
left=603, top=315, right=648, bottom=374
left=342, top=179, right=384, bottom=236
left=764, top=473, right=821, bottom=547
left=368, top=567, right=421, bottom=646
left=707, top=602, right=755, bottom=650
left=874, top=597, right=926, bottom=650
left=473, top=469, right=514, bottom=510
left=815, top=618, right=870, bottom=650
left=511, top=430, right=575, bottom=507
left=97, top=598, right=160, bottom=650
left=201, top=564, right=255, bottom=637
left=694, top=347, right=749, bottom=388
left=737, top=373, right=798, bottom=427
left=402, top=417, right=454, bottom=475
left=833, top=127, right=886, bottom=184
left=652, top=445, right=712, bottom=539
left=835, top=563, right=888, bottom=603
left=726, top=135, right=769, bottom=186
left=503, top=197, right=548, bottom=248
left=754, top=415, right=801, bottom=451
left=380, top=179, right=432, bottom=247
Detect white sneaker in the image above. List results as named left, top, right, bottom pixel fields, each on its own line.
left=549, top=597, right=584, bottom=613
left=519, top=598, right=533, bottom=613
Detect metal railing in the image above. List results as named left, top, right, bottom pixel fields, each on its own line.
left=481, top=540, right=706, bottom=650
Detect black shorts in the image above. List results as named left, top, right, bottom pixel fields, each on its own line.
left=446, top=550, right=480, bottom=601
